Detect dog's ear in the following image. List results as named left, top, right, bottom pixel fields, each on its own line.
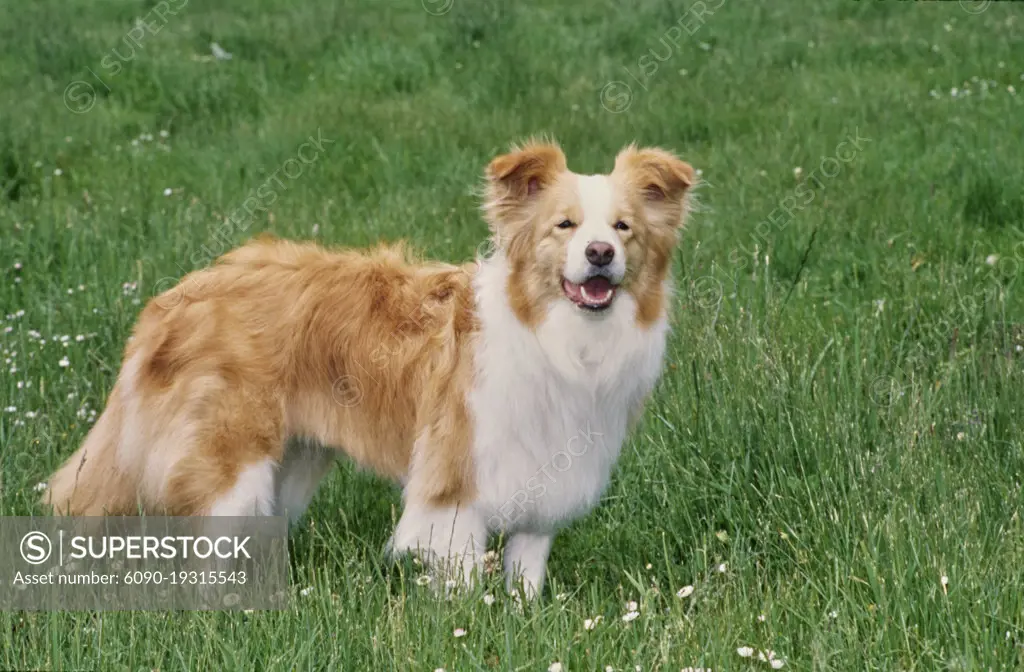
left=483, top=141, right=567, bottom=240
left=486, top=141, right=566, bottom=199
left=614, top=145, right=695, bottom=227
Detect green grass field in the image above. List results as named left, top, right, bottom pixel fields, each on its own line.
left=2, top=0, right=1023, bottom=669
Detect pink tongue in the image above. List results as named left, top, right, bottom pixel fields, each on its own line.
left=582, top=276, right=613, bottom=300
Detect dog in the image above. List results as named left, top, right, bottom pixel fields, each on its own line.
left=46, top=140, right=696, bottom=597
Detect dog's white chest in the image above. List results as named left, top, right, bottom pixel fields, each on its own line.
left=467, top=259, right=669, bottom=534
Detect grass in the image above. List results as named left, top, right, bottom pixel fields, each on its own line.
left=1, top=0, right=1023, bottom=669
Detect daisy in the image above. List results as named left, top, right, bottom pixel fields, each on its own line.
left=548, top=663, right=564, bottom=672
left=453, top=628, right=467, bottom=638
left=737, top=647, right=754, bottom=658
left=621, top=610, right=639, bottom=623
left=676, top=585, right=694, bottom=598
left=482, top=594, right=495, bottom=606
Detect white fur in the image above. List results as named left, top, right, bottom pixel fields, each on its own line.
left=466, top=248, right=669, bottom=591
left=504, top=531, right=554, bottom=597
left=563, top=174, right=627, bottom=284
left=209, top=459, right=276, bottom=516
left=389, top=499, right=488, bottom=584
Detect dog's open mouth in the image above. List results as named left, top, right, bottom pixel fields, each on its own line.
left=562, top=276, right=617, bottom=311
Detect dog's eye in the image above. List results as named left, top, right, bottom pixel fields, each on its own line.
left=557, top=220, right=575, bottom=229
left=614, top=221, right=630, bottom=231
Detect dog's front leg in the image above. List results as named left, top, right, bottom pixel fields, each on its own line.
left=503, top=531, right=554, bottom=599
left=389, top=501, right=487, bottom=589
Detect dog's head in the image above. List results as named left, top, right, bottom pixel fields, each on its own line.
left=483, top=140, right=695, bottom=327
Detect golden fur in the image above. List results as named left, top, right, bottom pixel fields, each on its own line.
left=48, top=241, right=478, bottom=514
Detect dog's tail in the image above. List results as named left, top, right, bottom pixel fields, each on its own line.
left=45, top=381, right=137, bottom=515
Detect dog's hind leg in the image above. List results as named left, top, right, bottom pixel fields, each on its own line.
left=163, top=389, right=284, bottom=517
left=274, top=438, right=336, bottom=523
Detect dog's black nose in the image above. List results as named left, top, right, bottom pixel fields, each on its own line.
left=585, top=242, right=615, bottom=267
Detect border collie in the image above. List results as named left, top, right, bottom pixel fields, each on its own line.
left=47, top=140, right=696, bottom=597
